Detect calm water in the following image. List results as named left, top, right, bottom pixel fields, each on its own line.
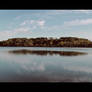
left=0, top=47, right=92, bottom=82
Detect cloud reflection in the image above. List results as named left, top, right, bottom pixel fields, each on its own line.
left=0, top=48, right=91, bottom=82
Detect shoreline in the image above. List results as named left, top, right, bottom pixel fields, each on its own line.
left=0, top=46, right=92, bottom=48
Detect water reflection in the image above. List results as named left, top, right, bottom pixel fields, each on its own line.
left=0, top=47, right=91, bottom=82
left=8, top=49, right=87, bottom=56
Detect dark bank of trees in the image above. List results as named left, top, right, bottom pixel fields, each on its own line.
left=0, top=37, right=92, bottom=47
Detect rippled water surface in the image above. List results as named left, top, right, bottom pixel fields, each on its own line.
left=0, top=47, right=92, bottom=82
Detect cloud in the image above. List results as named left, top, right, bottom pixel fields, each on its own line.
left=0, top=19, right=46, bottom=41
left=14, top=16, right=22, bottom=20
left=52, top=10, right=92, bottom=14
left=20, top=20, right=45, bottom=28
left=71, top=10, right=92, bottom=14
left=20, top=21, right=27, bottom=26
left=0, top=27, right=31, bottom=41
left=41, top=10, right=92, bottom=16
left=64, top=18, right=92, bottom=26
left=0, top=30, right=13, bottom=41
left=29, top=20, right=45, bottom=27
left=13, top=27, right=30, bottom=34
left=30, top=20, right=35, bottom=24
left=37, top=20, right=45, bottom=27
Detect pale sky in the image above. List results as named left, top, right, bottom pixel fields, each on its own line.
left=0, top=10, right=92, bottom=41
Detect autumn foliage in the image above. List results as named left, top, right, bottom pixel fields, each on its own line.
left=0, top=37, right=92, bottom=47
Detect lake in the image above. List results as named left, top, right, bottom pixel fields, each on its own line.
left=0, top=47, right=92, bottom=82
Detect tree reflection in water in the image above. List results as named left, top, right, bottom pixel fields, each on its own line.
left=8, top=49, right=88, bottom=56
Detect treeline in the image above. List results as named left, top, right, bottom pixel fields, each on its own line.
left=0, top=37, right=92, bottom=47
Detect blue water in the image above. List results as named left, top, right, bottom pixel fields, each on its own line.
left=0, top=47, right=92, bottom=82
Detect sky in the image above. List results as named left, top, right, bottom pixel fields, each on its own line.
left=0, top=10, right=92, bottom=41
